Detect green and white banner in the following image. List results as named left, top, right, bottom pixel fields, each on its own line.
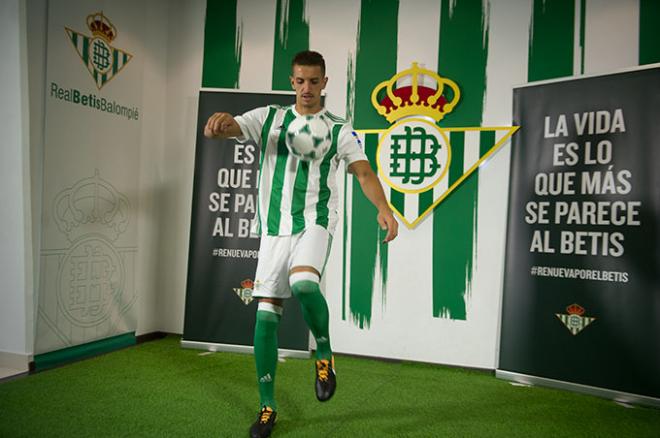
left=201, top=0, right=660, bottom=369
left=35, top=1, right=144, bottom=355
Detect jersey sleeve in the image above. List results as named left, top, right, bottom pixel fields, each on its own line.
left=336, top=124, right=368, bottom=168
left=234, top=106, right=270, bottom=145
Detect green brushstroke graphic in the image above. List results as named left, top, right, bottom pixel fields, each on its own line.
left=342, top=55, right=355, bottom=321
left=348, top=134, right=380, bottom=328
left=639, top=0, right=660, bottom=65
left=528, top=0, right=575, bottom=82
left=432, top=0, right=489, bottom=320
left=272, top=0, right=309, bottom=90
left=345, top=0, right=399, bottom=328
left=202, top=0, right=242, bottom=88
left=433, top=177, right=477, bottom=320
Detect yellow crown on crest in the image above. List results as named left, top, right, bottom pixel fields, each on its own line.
left=371, top=63, right=460, bottom=123
left=87, top=11, right=117, bottom=42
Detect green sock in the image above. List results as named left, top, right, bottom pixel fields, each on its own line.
left=254, top=308, right=280, bottom=410
left=291, top=280, right=332, bottom=360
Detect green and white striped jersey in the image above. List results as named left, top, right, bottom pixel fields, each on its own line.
left=235, top=105, right=367, bottom=236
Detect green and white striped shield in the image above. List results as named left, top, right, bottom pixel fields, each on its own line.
left=65, top=23, right=132, bottom=90
left=356, top=125, right=517, bottom=228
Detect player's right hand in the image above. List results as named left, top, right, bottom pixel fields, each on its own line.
left=204, top=112, right=240, bottom=138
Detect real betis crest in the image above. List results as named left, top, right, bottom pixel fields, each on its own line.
left=233, top=279, right=255, bottom=305
left=362, top=63, right=519, bottom=228
left=556, top=303, right=596, bottom=335
left=65, top=12, right=133, bottom=90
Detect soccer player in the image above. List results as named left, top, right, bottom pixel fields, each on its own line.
left=204, top=50, right=398, bottom=438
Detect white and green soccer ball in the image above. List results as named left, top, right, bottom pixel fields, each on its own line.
left=285, top=114, right=332, bottom=161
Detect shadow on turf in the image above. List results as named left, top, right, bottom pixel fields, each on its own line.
left=270, top=403, right=450, bottom=436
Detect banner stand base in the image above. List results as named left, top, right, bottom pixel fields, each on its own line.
left=496, top=370, right=660, bottom=409
left=181, top=339, right=310, bottom=359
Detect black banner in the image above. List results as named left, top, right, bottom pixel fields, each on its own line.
left=500, top=67, right=660, bottom=399
left=183, top=91, right=308, bottom=352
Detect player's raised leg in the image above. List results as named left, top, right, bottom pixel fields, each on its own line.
left=290, top=268, right=336, bottom=401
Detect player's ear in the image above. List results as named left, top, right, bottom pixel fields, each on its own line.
left=290, top=76, right=295, bottom=90
left=322, top=76, right=328, bottom=89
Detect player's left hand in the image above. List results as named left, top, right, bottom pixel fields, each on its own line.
left=377, top=210, right=398, bottom=243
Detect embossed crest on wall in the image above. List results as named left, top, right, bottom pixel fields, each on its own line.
left=37, top=170, right=137, bottom=352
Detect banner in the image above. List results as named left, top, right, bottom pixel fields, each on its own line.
left=35, top=2, right=144, bottom=355
left=499, top=66, right=660, bottom=403
left=182, top=90, right=309, bottom=355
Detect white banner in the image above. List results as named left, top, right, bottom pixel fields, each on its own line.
left=35, top=1, right=144, bottom=354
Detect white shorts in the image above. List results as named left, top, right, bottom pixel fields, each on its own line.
left=253, top=225, right=333, bottom=299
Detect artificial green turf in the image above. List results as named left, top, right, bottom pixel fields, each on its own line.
left=1, top=335, right=659, bottom=437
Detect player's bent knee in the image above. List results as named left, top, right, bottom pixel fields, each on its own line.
left=289, top=265, right=320, bottom=277
left=289, top=271, right=320, bottom=296
left=257, top=301, right=284, bottom=319
left=258, top=297, right=284, bottom=307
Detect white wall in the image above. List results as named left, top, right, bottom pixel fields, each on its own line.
left=0, top=0, right=33, bottom=368
left=26, top=0, right=47, bottom=359
left=150, top=0, right=205, bottom=334
left=136, top=0, right=206, bottom=335
left=135, top=0, right=172, bottom=336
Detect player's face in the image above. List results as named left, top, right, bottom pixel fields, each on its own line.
left=290, top=64, right=327, bottom=114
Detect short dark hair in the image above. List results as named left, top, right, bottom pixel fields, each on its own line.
left=291, top=50, right=326, bottom=75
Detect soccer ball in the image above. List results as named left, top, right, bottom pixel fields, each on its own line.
left=285, top=114, right=332, bottom=161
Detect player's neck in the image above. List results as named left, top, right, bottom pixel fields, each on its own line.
left=295, top=103, right=323, bottom=115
